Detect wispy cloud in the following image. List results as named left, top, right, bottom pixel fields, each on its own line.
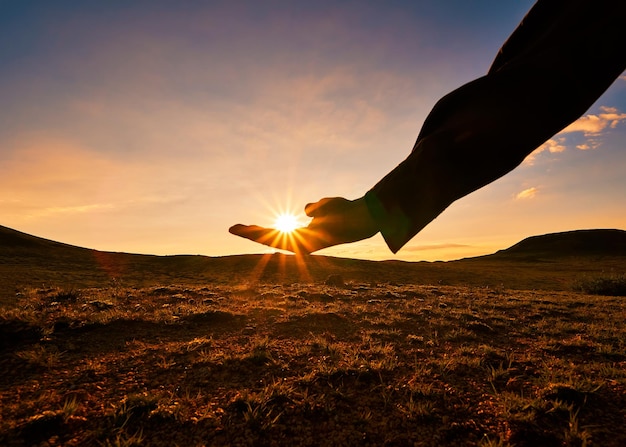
left=0, top=135, right=203, bottom=218
left=524, top=137, right=566, bottom=164
left=35, top=203, right=116, bottom=217
left=515, top=187, right=538, bottom=200
left=561, top=106, right=626, bottom=136
left=524, top=106, right=626, bottom=164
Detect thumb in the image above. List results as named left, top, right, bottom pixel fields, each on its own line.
left=304, top=197, right=350, bottom=217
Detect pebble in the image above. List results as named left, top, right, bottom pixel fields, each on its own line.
left=325, top=274, right=345, bottom=287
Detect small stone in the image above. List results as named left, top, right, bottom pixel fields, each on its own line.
left=53, top=319, right=71, bottom=332
left=325, top=274, right=344, bottom=287
left=88, top=300, right=114, bottom=310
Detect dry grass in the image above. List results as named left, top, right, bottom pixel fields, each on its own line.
left=2, top=279, right=626, bottom=446
left=573, top=274, right=626, bottom=296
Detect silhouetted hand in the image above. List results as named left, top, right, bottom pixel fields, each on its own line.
left=229, top=197, right=379, bottom=254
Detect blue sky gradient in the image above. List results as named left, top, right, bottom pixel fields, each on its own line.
left=1, top=0, right=624, bottom=260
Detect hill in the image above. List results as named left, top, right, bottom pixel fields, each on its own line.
left=492, top=229, right=626, bottom=259
left=1, top=225, right=625, bottom=303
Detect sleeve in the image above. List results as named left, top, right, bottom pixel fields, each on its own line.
left=366, top=0, right=626, bottom=253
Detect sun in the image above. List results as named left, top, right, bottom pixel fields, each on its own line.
left=274, top=213, right=300, bottom=233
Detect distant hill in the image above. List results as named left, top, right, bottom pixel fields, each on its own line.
left=492, top=229, right=626, bottom=259
left=0, top=225, right=91, bottom=254
left=4, top=225, right=624, bottom=260
left=1, top=225, right=625, bottom=302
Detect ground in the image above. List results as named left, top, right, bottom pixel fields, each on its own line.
left=2, top=279, right=626, bottom=446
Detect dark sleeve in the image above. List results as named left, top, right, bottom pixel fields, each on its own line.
left=366, top=0, right=626, bottom=253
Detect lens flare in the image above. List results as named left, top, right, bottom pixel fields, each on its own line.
left=274, top=213, right=299, bottom=233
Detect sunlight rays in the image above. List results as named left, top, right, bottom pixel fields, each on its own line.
left=244, top=208, right=315, bottom=283
left=274, top=213, right=300, bottom=233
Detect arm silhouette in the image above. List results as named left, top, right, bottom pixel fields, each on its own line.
left=230, top=0, right=626, bottom=254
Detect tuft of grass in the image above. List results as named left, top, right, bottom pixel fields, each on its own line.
left=228, top=381, right=293, bottom=432
left=60, top=396, right=79, bottom=421
left=52, top=288, right=81, bottom=302
left=573, top=274, right=626, bottom=296
left=564, top=407, right=592, bottom=447
left=110, top=392, right=160, bottom=428
left=245, top=336, right=275, bottom=365
left=479, top=436, right=513, bottom=447
left=400, top=394, right=436, bottom=420
left=99, top=430, right=144, bottom=447
left=16, top=344, right=62, bottom=368
left=123, top=393, right=159, bottom=417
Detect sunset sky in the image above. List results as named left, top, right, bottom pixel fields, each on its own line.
left=2, top=0, right=625, bottom=262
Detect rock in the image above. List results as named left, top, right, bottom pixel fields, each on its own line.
left=543, top=385, right=586, bottom=407
left=325, top=274, right=345, bottom=287
left=88, top=300, right=115, bottom=310
left=310, top=293, right=334, bottom=302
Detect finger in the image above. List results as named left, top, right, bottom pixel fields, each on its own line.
left=229, top=222, right=333, bottom=254
left=228, top=224, right=277, bottom=243
left=230, top=224, right=306, bottom=252
left=304, top=197, right=349, bottom=217
left=228, top=224, right=262, bottom=237
left=228, top=224, right=246, bottom=235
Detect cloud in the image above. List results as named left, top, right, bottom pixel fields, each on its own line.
left=524, top=137, right=566, bottom=164
left=544, top=138, right=566, bottom=153
left=561, top=106, right=626, bottom=136
left=524, top=106, right=626, bottom=164
left=33, top=203, right=116, bottom=218
left=0, top=137, right=115, bottom=193
left=0, top=135, right=204, bottom=218
left=515, top=187, right=538, bottom=200
left=575, top=142, right=601, bottom=151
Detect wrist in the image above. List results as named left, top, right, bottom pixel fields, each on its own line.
left=353, top=196, right=379, bottom=238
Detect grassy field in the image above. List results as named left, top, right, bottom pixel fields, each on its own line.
left=1, top=227, right=626, bottom=446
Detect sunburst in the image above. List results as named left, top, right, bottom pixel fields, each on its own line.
left=274, top=213, right=300, bottom=233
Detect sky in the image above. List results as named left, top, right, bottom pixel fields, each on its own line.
left=1, top=0, right=625, bottom=262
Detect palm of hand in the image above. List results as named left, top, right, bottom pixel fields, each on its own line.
left=229, top=197, right=378, bottom=254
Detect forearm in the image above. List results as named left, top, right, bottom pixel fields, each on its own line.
left=367, top=66, right=625, bottom=252
left=366, top=1, right=626, bottom=253
left=365, top=71, right=561, bottom=252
